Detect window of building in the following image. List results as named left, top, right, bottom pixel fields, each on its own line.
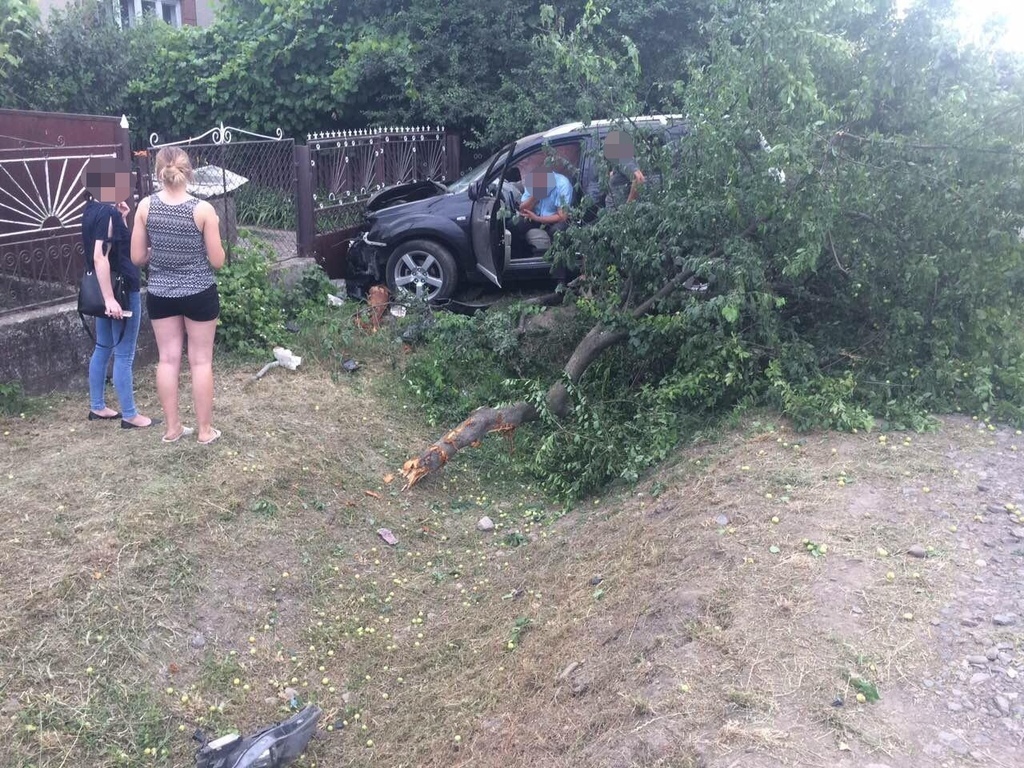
left=115, top=0, right=182, bottom=29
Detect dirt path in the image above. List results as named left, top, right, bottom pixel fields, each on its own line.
left=899, top=425, right=1024, bottom=765
left=518, top=416, right=1024, bottom=768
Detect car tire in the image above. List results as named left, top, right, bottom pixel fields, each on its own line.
left=386, top=240, right=459, bottom=302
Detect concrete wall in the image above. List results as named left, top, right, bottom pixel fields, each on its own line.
left=0, top=299, right=157, bottom=396
left=1, top=254, right=314, bottom=396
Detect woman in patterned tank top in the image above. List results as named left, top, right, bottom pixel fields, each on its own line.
left=131, top=147, right=225, bottom=445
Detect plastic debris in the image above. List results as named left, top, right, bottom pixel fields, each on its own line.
left=252, top=347, right=302, bottom=380
left=377, top=528, right=398, bottom=546
left=194, top=704, right=321, bottom=768
left=273, top=347, right=301, bottom=370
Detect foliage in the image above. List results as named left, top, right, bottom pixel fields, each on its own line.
left=0, top=0, right=37, bottom=91
left=524, top=373, right=693, bottom=500
left=1, top=5, right=158, bottom=115
left=235, top=185, right=297, bottom=230
left=281, top=264, right=335, bottom=322
left=0, top=380, right=34, bottom=416
left=343, top=0, right=650, bottom=148
left=547, top=0, right=1024, bottom=437
left=767, top=364, right=875, bottom=433
left=215, top=235, right=286, bottom=355
left=403, top=311, right=518, bottom=426
left=401, top=0, right=1024, bottom=501
left=2, top=0, right=714, bottom=152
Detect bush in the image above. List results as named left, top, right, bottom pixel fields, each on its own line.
left=0, top=380, right=32, bottom=416
left=403, top=310, right=516, bottom=427
left=215, top=236, right=286, bottom=355
left=281, top=265, right=335, bottom=323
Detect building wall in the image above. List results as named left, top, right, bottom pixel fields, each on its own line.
left=33, top=0, right=216, bottom=27
left=195, top=0, right=216, bottom=27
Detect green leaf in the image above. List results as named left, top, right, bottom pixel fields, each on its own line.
left=851, top=678, right=880, bottom=702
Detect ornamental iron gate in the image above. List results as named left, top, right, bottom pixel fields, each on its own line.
left=295, top=126, right=460, bottom=278
left=142, top=123, right=297, bottom=266
left=0, top=109, right=131, bottom=315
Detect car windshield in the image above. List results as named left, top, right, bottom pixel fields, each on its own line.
left=447, top=149, right=510, bottom=194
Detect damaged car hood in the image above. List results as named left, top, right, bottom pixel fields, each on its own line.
left=366, top=180, right=448, bottom=212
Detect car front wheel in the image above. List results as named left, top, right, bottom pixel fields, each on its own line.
left=385, top=240, right=458, bottom=302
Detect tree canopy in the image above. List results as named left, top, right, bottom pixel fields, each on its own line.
left=0, top=0, right=710, bottom=147
left=399, top=0, right=1024, bottom=498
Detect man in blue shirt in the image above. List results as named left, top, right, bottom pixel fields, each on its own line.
left=519, top=168, right=573, bottom=256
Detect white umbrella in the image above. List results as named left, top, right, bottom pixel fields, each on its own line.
left=152, top=165, right=249, bottom=197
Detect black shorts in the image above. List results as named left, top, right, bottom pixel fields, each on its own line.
left=147, top=284, right=220, bottom=321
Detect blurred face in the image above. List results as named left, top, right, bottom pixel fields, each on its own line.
left=101, top=172, right=132, bottom=203
left=603, top=131, right=635, bottom=161
left=85, top=159, right=132, bottom=203
left=527, top=169, right=551, bottom=195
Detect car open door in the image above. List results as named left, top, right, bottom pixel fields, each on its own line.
left=471, top=142, right=515, bottom=287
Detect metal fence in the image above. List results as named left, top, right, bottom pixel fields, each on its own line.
left=0, top=114, right=462, bottom=313
left=296, top=126, right=460, bottom=277
left=142, top=124, right=297, bottom=265
left=0, top=109, right=131, bottom=315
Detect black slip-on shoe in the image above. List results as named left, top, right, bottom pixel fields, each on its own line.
left=88, top=411, right=121, bottom=421
left=120, top=418, right=163, bottom=429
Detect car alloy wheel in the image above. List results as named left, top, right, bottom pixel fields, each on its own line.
left=386, top=239, right=458, bottom=302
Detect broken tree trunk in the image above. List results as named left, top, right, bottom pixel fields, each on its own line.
left=400, top=402, right=539, bottom=488
left=399, top=227, right=771, bottom=488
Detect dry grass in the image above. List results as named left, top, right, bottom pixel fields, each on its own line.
left=0, top=345, right=1012, bottom=768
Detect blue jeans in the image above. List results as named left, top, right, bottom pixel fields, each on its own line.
left=88, top=291, right=142, bottom=419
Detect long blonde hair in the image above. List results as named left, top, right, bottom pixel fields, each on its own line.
left=154, top=146, right=193, bottom=189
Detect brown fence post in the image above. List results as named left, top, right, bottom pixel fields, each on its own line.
left=295, top=143, right=315, bottom=259
left=117, top=115, right=132, bottom=164
left=446, top=132, right=461, bottom=180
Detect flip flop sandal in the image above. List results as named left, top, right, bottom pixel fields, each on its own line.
left=162, top=427, right=194, bottom=444
left=198, top=428, right=222, bottom=445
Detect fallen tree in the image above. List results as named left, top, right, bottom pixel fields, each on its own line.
left=401, top=0, right=1024, bottom=496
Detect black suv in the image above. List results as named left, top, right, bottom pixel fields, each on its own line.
left=345, top=115, right=689, bottom=301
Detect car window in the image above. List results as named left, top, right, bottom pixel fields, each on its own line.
left=502, top=141, right=583, bottom=203
left=513, top=143, right=581, bottom=180
left=447, top=149, right=510, bottom=195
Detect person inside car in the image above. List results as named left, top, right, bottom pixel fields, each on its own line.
left=518, top=166, right=573, bottom=256
left=602, top=129, right=646, bottom=209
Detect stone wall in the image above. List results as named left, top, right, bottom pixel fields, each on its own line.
left=0, top=255, right=317, bottom=396
left=0, top=300, right=157, bottom=396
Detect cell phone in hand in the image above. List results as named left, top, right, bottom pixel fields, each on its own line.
left=121, top=311, right=133, bottom=318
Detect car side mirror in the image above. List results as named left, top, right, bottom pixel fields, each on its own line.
left=467, top=180, right=480, bottom=201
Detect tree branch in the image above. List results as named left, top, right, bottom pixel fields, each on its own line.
left=400, top=220, right=764, bottom=488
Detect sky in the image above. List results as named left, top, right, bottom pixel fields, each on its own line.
left=899, top=0, right=1024, bottom=51
left=954, top=0, right=1024, bottom=50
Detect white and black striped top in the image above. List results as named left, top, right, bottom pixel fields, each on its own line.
left=145, top=196, right=216, bottom=298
